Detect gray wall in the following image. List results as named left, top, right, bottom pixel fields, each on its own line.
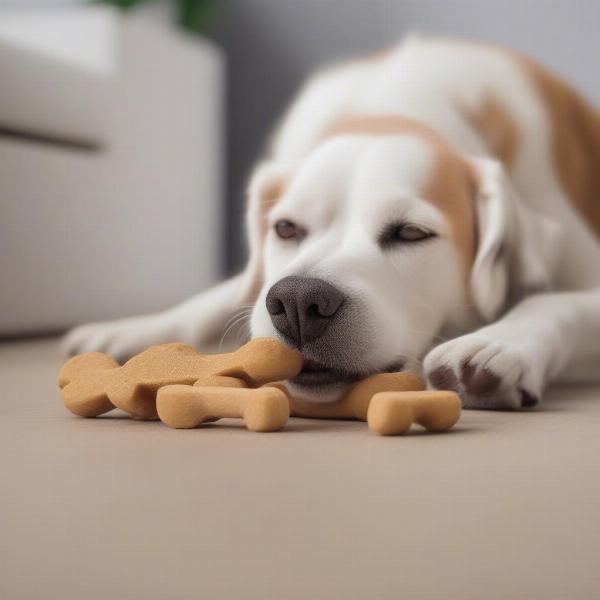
left=212, top=0, right=600, bottom=272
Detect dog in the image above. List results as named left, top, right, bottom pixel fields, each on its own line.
left=64, top=36, right=600, bottom=410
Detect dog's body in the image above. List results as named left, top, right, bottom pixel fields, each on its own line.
left=65, top=36, right=600, bottom=409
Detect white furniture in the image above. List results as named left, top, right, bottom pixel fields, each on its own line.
left=0, top=6, right=224, bottom=334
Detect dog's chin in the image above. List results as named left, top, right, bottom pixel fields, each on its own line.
left=286, top=363, right=357, bottom=404
left=286, top=380, right=349, bottom=404
left=286, top=358, right=405, bottom=404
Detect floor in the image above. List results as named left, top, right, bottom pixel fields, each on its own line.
left=1, top=337, right=599, bottom=600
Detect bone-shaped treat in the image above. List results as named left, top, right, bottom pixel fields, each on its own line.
left=58, top=339, right=303, bottom=420
left=367, top=391, right=461, bottom=435
left=286, top=371, right=426, bottom=420
left=156, top=385, right=290, bottom=432
left=277, top=373, right=460, bottom=435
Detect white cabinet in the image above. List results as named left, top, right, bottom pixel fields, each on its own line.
left=0, top=6, right=224, bottom=334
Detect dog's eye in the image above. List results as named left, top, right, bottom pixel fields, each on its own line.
left=396, top=225, right=432, bottom=241
left=274, top=219, right=303, bottom=240
left=379, top=223, right=436, bottom=248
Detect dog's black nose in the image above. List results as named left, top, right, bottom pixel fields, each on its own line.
left=266, top=276, right=345, bottom=346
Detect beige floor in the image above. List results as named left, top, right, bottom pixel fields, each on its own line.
left=1, top=337, right=599, bottom=600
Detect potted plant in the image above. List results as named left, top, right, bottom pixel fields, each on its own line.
left=94, top=0, right=221, bottom=35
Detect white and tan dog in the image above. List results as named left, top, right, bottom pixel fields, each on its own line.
left=65, top=36, right=600, bottom=410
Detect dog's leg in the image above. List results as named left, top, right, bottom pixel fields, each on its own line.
left=63, top=273, right=253, bottom=360
left=423, top=288, right=600, bottom=409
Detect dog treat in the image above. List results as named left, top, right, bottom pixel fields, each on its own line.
left=59, top=338, right=303, bottom=420
left=285, top=371, right=426, bottom=420
left=367, top=390, right=461, bottom=435
left=272, top=374, right=460, bottom=435
left=157, top=385, right=290, bottom=432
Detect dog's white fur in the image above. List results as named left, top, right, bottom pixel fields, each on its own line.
left=65, top=36, right=600, bottom=409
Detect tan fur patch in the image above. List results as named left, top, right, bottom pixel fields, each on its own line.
left=324, top=115, right=455, bottom=151
left=432, top=36, right=600, bottom=237
left=324, top=115, right=478, bottom=276
left=424, top=147, right=478, bottom=274
left=258, top=174, right=289, bottom=241
left=461, top=93, right=520, bottom=168
left=247, top=172, right=290, bottom=302
left=518, top=55, right=600, bottom=238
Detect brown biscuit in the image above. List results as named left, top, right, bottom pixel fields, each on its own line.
left=59, top=338, right=303, bottom=420
left=274, top=374, right=460, bottom=435
left=367, top=390, right=462, bottom=435
left=157, top=385, right=290, bottom=432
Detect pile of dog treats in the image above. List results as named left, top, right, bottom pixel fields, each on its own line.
left=59, top=338, right=460, bottom=435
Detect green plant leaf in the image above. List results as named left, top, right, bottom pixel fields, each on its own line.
left=91, top=0, right=222, bottom=34
left=177, top=0, right=221, bottom=35
left=92, top=0, right=153, bottom=10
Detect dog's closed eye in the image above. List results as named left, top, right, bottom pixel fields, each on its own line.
left=274, top=219, right=306, bottom=241
left=378, top=222, right=437, bottom=249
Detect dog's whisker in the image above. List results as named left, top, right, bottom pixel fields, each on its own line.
left=235, top=318, right=252, bottom=347
left=221, top=312, right=250, bottom=336
left=221, top=307, right=253, bottom=333
left=219, top=312, right=252, bottom=351
left=218, top=320, right=248, bottom=352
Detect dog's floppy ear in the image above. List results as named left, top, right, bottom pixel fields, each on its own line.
left=238, top=161, right=295, bottom=303
left=469, top=158, right=562, bottom=321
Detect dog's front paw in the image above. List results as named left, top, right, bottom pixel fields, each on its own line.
left=63, top=315, right=180, bottom=361
left=423, top=335, right=543, bottom=410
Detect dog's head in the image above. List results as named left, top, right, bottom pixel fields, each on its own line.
left=240, top=117, right=559, bottom=402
